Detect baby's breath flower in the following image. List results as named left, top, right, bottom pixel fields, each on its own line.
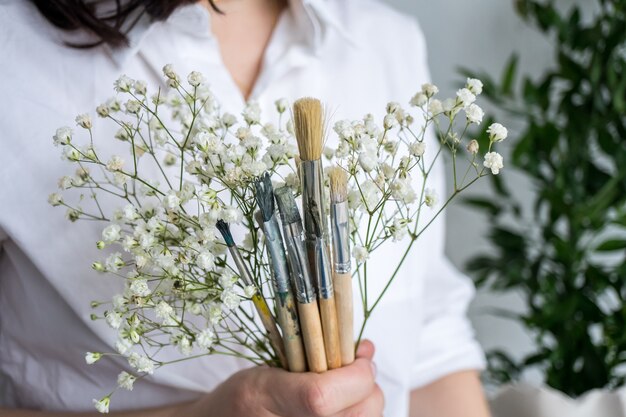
left=162, top=64, right=177, bottom=80
left=106, top=156, right=124, bottom=172
left=53, top=126, right=72, bottom=146
left=93, top=396, right=110, bottom=414
left=105, top=253, right=125, bottom=272
left=275, top=98, right=288, bottom=114
left=422, top=83, right=439, bottom=97
left=163, top=153, right=177, bottom=166
left=66, top=208, right=80, bottom=222
left=386, top=102, right=401, bottom=114
left=487, top=123, right=508, bottom=142
left=383, top=114, right=398, bottom=130
left=128, top=352, right=154, bottom=374
left=96, top=103, right=110, bottom=118
left=409, top=141, right=426, bottom=157
left=409, top=92, right=427, bottom=107
left=163, top=191, right=181, bottom=210
left=465, top=104, right=484, bottom=125
left=133, top=80, right=147, bottom=96
left=352, top=246, right=369, bottom=264
left=467, top=139, right=479, bottom=154
left=424, top=188, right=438, bottom=208
left=196, top=251, right=215, bottom=271
left=102, top=224, right=121, bottom=243
left=358, top=152, right=378, bottom=173
left=106, top=98, right=121, bottom=112
left=244, top=285, right=256, bottom=298
left=483, top=151, right=504, bottom=174
left=105, top=311, right=123, bottom=329
left=222, top=112, right=237, bottom=127
left=63, top=146, right=81, bottom=161
left=85, top=352, right=102, bottom=364
left=197, top=328, right=215, bottom=349
left=155, top=301, right=174, bottom=322
left=221, top=289, right=241, bottom=311
left=125, top=99, right=141, bottom=114
left=428, top=99, right=443, bottom=116
left=75, top=113, right=92, bottom=129
left=456, top=88, right=476, bottom=107
left=117, top=371, right=136, bottom=391
left=115, top=338, right=132, bottom=355
left=242, top=101, right=261, bottom=125
left=129, top=279, right=151, bottom=297
left=114, top=74, right=133, bottom=93
left=466, top=78, right=483, bottom=95
left=48, top=193, right=63, bottom=206
left=92, top=261, right=105, bottom=272
left=187, top=71, right=204, bottom=87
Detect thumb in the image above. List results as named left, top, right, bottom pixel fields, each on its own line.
left=356, top=339, right=375, bottom=361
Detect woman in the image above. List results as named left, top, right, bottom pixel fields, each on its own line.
left=0, top=0, right=491, bottom=416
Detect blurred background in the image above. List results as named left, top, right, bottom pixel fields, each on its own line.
left=385, top=0, right=626, bottom=414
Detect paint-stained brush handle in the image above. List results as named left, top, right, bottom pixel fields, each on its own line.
left=251, top=293, right=289, bottom=369
left=319, top=296, right=342, bottom=370
left=333, top=271, right=355, bottom=365
left=298, top=300, right=327, bottom=373
left=276, top=291, right=307, bottom=372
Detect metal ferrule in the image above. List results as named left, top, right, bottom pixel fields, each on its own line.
left=228, top=246, right=253, bottom=287
left=315, top=237, right=334, bottom=299
left=331, top=201, right=351, bottom=274
left=301, top=160, right=328, bottom=240
left=282, top=222, right=316, bottom=304
left=262, top=215, right=291, bottom=295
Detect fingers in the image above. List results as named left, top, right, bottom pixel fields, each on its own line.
left=336, top=384, right=385, bottom=417
left=262, top=355, right=377, bottom=417
left=355, top=339, right=375, bottom=361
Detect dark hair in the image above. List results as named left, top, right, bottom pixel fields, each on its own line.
left=30, top=0, right=221, bottom=48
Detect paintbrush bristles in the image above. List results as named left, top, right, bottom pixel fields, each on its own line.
left=274, top=186, right=302, bottom=225
left=293, top=98, right=324, bottom=161
left=328, top=167, right=348, bottom=204
left=254, top=172, right=275, bottom=222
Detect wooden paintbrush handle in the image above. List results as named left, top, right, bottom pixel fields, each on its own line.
left=298, top=300, right=327, bottom=373
left=276, top=292, right=307, bottom=372
left=319, top=296, right=342, bottom=369
left=333, top=271, right=355, bottom=365
left=252, top=294, right=288, bottom=369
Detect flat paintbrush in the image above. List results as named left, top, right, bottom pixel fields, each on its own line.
left=274, top=186, right=327, bottom=373
left=328, top=166, right=354, bottom=365
left=254, top=173, right=306, bottom=372
left=216, top=219, right=288, bottom=369
left=293, top=98, right=342, bottom=370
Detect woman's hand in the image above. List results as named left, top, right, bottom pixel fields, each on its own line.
left=185, top=340, right=383, bottom=417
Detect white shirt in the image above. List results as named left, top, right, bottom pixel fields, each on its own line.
left=0, top=1, right=485, bottom=415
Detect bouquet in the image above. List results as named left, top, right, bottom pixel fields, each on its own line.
left=49, top=65, right=507, bottom=413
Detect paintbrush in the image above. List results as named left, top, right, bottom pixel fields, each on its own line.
left=274, top=186, right=328, bottom=373
left=328, top=166, right=354, bottom=365
left=215, top=219, right=288, bottom=369
left=254, top=173, right=306, bottom=372
left=293, top=98, right=342, bottom=370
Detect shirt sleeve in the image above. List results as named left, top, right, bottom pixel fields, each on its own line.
left=406, top=20, right=486, bottom=390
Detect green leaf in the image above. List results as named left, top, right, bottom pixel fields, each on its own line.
left=501, top=54, right=519, bottom=97
left=595, top=240, right=626, bottom=252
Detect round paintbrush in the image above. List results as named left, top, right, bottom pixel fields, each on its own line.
left=254, top=173, right=307, bottom=372
left=216, top=219, right=288, bottom=369
left=293, top=97, right=342, bottom=370
left=328, top=166, right=355, bottom=365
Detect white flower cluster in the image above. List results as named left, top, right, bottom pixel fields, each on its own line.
left=50, top=67, right=508, bottom=412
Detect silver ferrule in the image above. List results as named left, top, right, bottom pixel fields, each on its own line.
left=262, top=215, right=291, bottom=294
left=282, top=221, right=316, bottom=304
left=228, top=246, right=253, bottom=287
left=315, top=237, right=334, bottom=299
left=301, top=160, right=328, bottom=240
left=330, top=201, right=351, bottom=274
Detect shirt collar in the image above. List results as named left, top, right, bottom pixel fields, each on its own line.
left=107, top=0, right=356, bottom=67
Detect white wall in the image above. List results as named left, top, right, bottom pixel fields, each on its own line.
left=383, top=0, right=565, bottom=385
